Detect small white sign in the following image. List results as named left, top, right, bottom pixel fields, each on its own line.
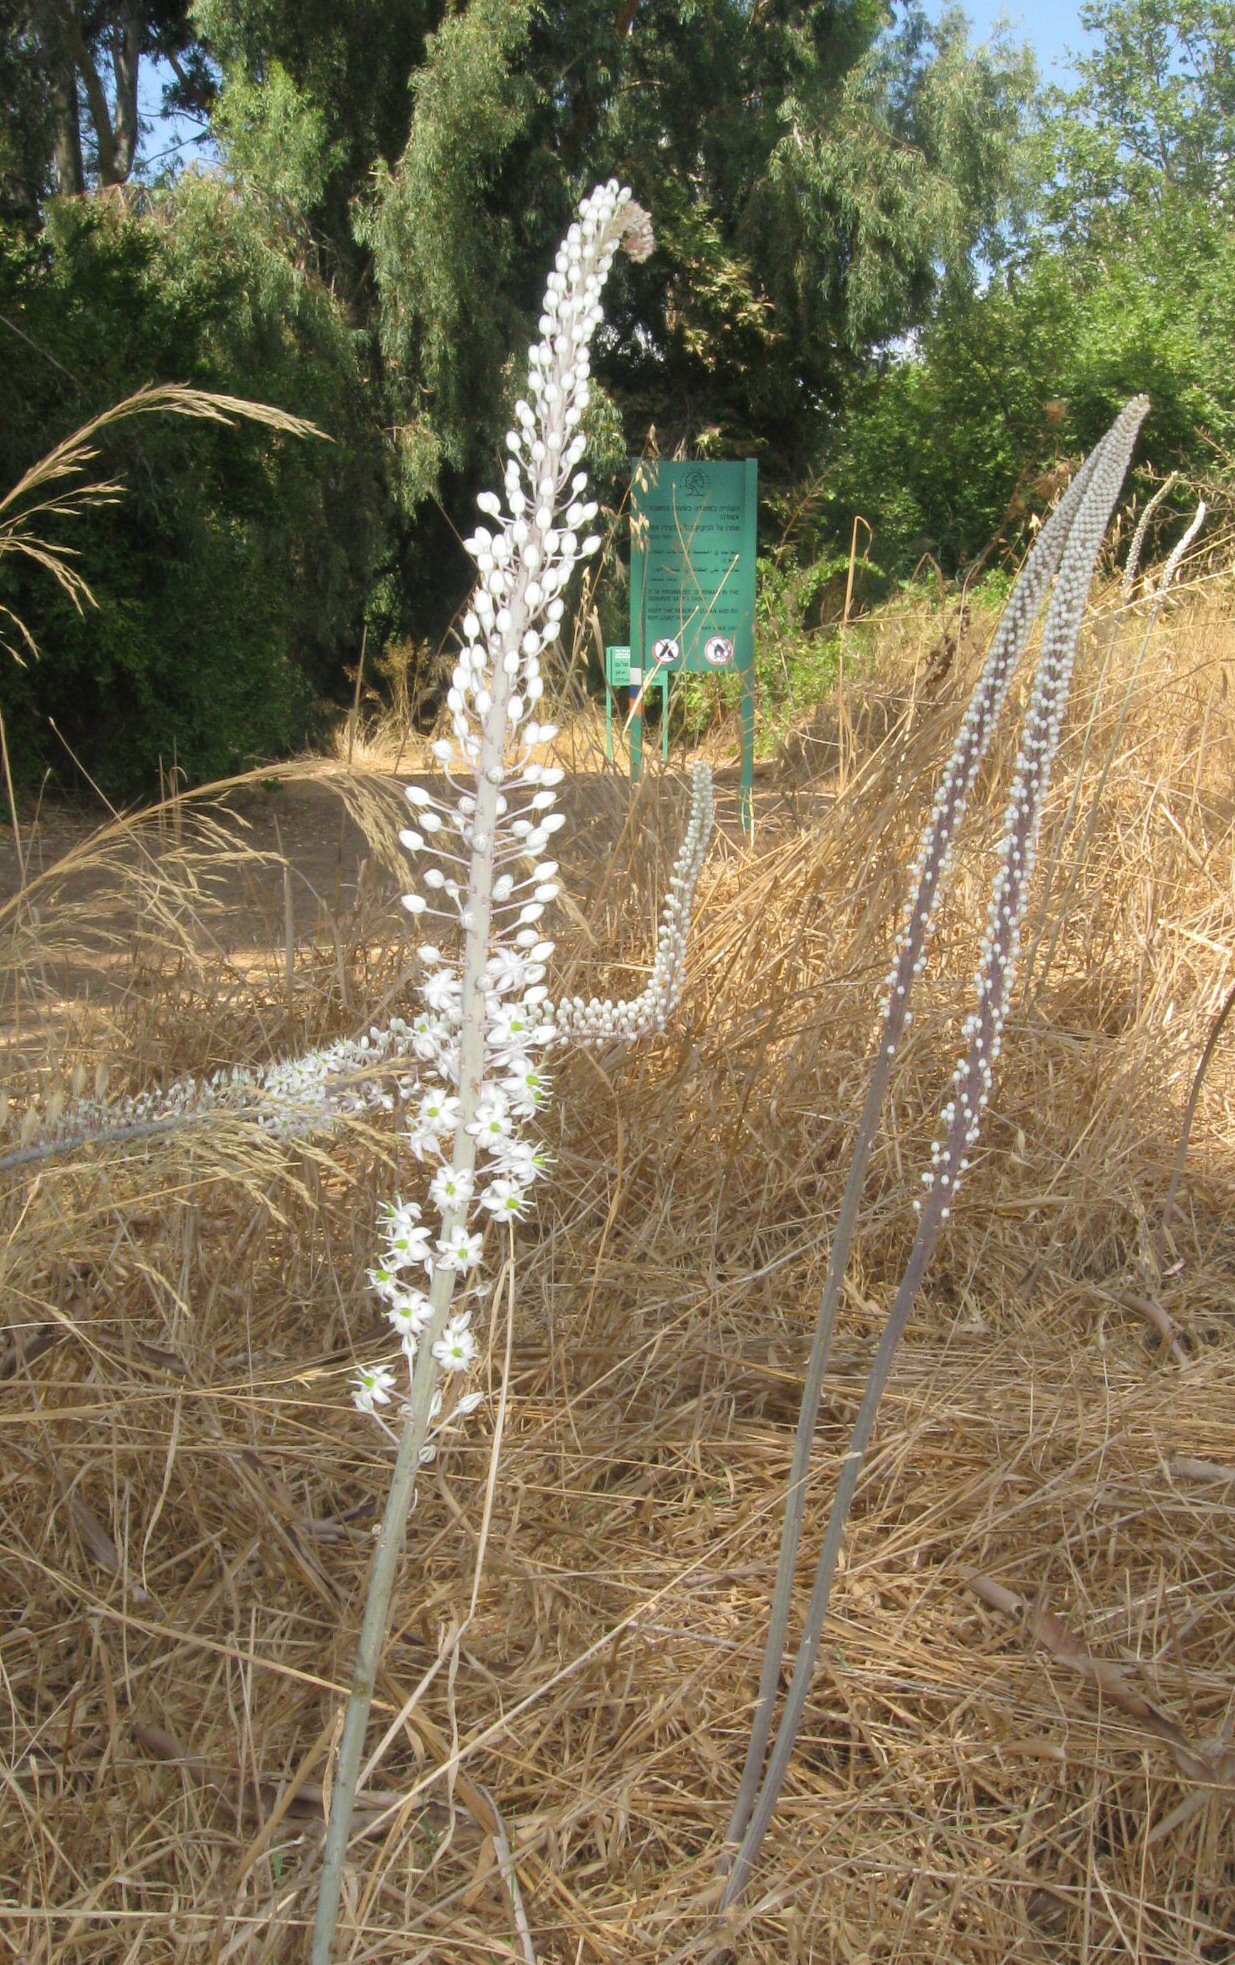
left=652, top=637, right=680, bottom=667
left=704, top=636, right=735, bottom=668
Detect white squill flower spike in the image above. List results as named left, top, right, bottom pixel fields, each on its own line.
left=552, top=761, right=714, bottom=1045
left=4, top=761, right=713, bottom=1179
left=314, top=187, right=712, bottom=1965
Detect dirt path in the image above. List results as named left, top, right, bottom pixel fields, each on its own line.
left=0, top=758, right=821, bottom=931
left=0, top=758, right=827, bottom=1045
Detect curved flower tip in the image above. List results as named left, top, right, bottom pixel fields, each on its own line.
left=551, top=760, right=715, bottom=1046
left=620, top=200, right=655, bottom=263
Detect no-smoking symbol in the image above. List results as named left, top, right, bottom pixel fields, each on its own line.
left=652, top=637, right=680, bottom=667
left=704, top=636, right=734, bottom=668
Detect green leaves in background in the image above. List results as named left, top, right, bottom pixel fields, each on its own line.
left=1, top=0, right=1230, bottom=793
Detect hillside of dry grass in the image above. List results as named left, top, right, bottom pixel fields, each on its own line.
left=1, top=581, right=1233, bottom=1963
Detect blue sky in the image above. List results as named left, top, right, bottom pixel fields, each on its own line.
left=954, top=0, right=1095, bottom=79
left=135, top=64, right=213, bottom=178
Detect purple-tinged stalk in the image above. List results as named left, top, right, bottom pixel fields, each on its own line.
left=309, top=183, right=686, bottom=1965
left=721, top=411, right=1125, bottom=1867
left=721, top=396, right=1150, bottom=1909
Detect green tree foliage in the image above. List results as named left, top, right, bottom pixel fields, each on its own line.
left=16, top=1, right=213, bottom=197
left=359, top=0, right=1036, bottom=500
left=831, top=0, right=1235, bottom=582
left=355, top=0, right=539, bottom=510
left=0, top=0, right=1040, bottom=791
left=0, top=176, right=379, bottom=792
left=1044, top=0, right=1235, bottom=234
left=0, top=4, right=56, bottom=226
left=194, top=0, right=441, bottom=251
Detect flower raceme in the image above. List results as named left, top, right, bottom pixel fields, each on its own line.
left=0, top=761, right=714, bottom=1178
left=346, top=180, right=706, bottom=1425
left=349, top=751, right=714, bottom=1415
left=720, top=401, right=1158, bottom=1893
left=0, top=1020, right=427, bottom=1170
left=311, top=181, right=714, bottom=1965
left=720, top=395, right=1152, bottom=1911
left=355, top=753, right=714, bottom=1417
left=0, top=182, right=707, bottom=1965
left=553, top=762, right=715, bottom=1046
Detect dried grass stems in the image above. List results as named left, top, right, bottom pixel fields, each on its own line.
left=0, top=385, right=325, bottom=888
left=3, top=556, right=1235, bottom=1958
left=0, top=384, right=324, bottom=668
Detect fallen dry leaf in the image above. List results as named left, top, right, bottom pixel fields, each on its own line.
left=960, top=1567, right=1233, bottom=1789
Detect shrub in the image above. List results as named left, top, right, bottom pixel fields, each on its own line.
left=0, top=179, right=379, bottom=795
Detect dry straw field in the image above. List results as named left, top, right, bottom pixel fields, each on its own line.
left=1, top=574, right=1234, bottom=1963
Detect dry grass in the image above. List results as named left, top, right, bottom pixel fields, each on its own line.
left=2, top=580, right=1234, bottom=1963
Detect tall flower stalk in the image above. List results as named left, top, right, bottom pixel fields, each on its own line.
left=308, top=182, right=691, bottom=1965
left=720, top=397, right=1150, bottom=1908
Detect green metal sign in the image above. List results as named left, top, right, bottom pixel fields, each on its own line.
left=629, top=458, right=758, bottom=825
left=604, top=645, right=669, bottom=775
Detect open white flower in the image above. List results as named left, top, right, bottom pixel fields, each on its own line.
left=407, top=1088, right=461, bottom=1160
left=379, top=1199, right=433, bottom=1269
left=503, top=1052, right=550, bottom=1098
left=386, top=1290, right=434, bottom=1353
left=432, top=1317, right=478, bottom=1374
left=480, top=1178, right=529, bottom=1220
left=434, top=1226, right=484, bottom=1273
left=492, top=1136, right=552, bottom=1186
left=429, top=1164, right=475, bottom=1211
left=468, top=1090, right=515, bottom=1148
left=351, top=1363, right=397, bottom=1415
left=367, top=1263, right=410, bottom=1304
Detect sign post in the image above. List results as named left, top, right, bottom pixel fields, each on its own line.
left=629, top=458, right=757, bottom=828
left=604, top=645, right=669, bottom=777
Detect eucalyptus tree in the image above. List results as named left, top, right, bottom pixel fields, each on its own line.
left=358, top=0, right=1038, bottom=502
left=1043, top=0, right=1235, bottom=242
left=22, top=0, right=211, bottom=194
left=0, top=0, right=1039, bottom=791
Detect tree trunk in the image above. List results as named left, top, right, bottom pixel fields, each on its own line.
left=109, top=1, right=142, bottom=183
left=34, top=0, right=85, bottom=194
left=63, top=2, right=117, bottom=182
left=58, top=0, right=144, bottom=187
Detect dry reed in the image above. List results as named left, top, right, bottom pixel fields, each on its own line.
left=1, top=578, right=1233, bottom=1962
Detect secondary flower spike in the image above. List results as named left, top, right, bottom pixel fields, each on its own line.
left=721, top=396, right=1151, bottom=1913
left=6, top=764, right=714, bottom=1179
